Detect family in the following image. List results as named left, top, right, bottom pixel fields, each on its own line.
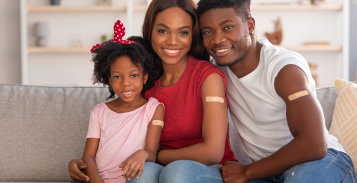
left=68, top=0, right=356, bottom=182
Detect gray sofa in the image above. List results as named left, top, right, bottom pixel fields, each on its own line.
left=0, top=84, right=339, bottom=182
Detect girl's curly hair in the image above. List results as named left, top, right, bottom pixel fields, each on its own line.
left=92, top=36, right=160, bottom=99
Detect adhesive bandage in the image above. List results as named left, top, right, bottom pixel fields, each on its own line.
left=152, top=120, right=164, bottom=128
left=206, top=96, right=224, bottom=103
left=288, top=90, right=308, bottom=101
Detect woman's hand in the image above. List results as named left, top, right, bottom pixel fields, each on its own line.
left=68, top=159, right=91, bottom=183
left=119, top=149, right=148, bottom=181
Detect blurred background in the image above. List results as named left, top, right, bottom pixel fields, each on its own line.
left=0, top=0, right=356, bottom=88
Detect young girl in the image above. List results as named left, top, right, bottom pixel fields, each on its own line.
left=82, top=20, right=164, bottom=183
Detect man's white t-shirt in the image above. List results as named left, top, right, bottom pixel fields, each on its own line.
left=223, top=38, right=345, bottom=162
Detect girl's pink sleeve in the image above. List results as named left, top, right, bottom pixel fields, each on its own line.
left=146, top=98, right=164, bottom=125
left=86, top=106, right=101, bottom=139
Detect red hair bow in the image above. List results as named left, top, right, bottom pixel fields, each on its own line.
left=90, top=20, right=136, bottom=52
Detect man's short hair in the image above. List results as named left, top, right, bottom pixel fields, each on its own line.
left=197, top=0, right=251, bottom=21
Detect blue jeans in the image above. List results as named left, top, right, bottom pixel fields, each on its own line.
left=249, top=149, right=356, bottom=183
left=126, top=160, right=223, bottom=183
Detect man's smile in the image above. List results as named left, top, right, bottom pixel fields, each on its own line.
left=211, top=46, right=233, bottom=57
left=216, top=47, right=232, bottom=53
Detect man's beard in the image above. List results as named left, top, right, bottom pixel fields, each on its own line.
left=216, top=50, right=247, bottom=67
left=215, top=32, right=249, bottom=67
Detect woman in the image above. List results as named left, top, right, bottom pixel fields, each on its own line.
left=68, top=0, right=237, bottom=182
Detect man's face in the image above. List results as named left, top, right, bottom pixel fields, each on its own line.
left=200, top=8, right=250, bottom=66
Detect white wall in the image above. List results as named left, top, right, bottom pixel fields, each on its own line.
left=0, top=0, right=352, bottom=86
left=350, top=2, right=357, bottom=81
left=26, top=0, right=129, bottom=86
left=23, top=0, right=146, bottom=86
left=0, top=0, right=21, bottom=84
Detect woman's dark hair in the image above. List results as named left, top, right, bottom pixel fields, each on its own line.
left=91, top=36, right=160, bottom=100
left=142, top=0, right=210, bottom=62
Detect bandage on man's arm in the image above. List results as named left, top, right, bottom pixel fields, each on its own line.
left=152, top=120, right=164, bottom=128
left=288, top=90, right=308, bottom=101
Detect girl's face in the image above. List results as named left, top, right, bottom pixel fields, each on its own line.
left=151, top=7, right=193, bottom=66
left=109, top=56, right=148, bottom=104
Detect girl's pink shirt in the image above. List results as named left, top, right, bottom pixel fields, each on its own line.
left=86, top=97, right=163, bottom=183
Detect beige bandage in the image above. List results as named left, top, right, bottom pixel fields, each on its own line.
left=152, top=120, right=164, bottom=128
left=206, top=96, right=224, bottom=103
left=288, top=90, right=308, bottom=101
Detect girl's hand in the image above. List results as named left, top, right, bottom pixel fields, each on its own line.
left=68, top=159, right=90, bottom=183
left=119, top=149, right=148, bottom=181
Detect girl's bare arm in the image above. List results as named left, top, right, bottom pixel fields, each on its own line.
left=144, top=104, right=165, bottom=161
left=120, top=104, right=165, bottom=180
left=82, top=138, right=104, bottom=183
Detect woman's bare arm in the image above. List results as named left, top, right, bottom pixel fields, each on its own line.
left=157, top=73, right=228, bottom=165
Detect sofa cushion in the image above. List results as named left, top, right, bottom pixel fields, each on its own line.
left=316, top=85, right=338, bottom=130
left=0, top=84, right=109, bottom=182
left=0, top=83, right=342, bottom=181
left=228, top=110, right=252, bottom=165
left=328, top=79, right=357, bottom=170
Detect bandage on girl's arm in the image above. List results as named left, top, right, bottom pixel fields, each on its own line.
left=152, top=120, right=164, bottom=128
left=144, top=104, right=165, bottom=162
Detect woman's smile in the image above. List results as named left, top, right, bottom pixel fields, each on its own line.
left=162, top=48, right=183, bottom=57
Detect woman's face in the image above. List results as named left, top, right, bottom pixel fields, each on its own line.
left=151, top=7, right=193, bottom=66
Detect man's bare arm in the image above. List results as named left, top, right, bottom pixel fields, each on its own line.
left=222, top=65, right=326, bottom=182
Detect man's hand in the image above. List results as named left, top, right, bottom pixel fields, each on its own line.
left=68, top=159, right=91, bottom=183
left=119, top=149, right=148, bottom=181
left=221, top=161, right=248, bottom=183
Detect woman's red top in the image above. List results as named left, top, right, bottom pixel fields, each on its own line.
left=145, top=56, right=237, bottom=164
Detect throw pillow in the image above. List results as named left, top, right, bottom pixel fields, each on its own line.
left=329, top=78, right=357, bottom=171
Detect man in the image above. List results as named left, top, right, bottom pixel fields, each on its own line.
left=197, top=0, right=356, bottom=182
